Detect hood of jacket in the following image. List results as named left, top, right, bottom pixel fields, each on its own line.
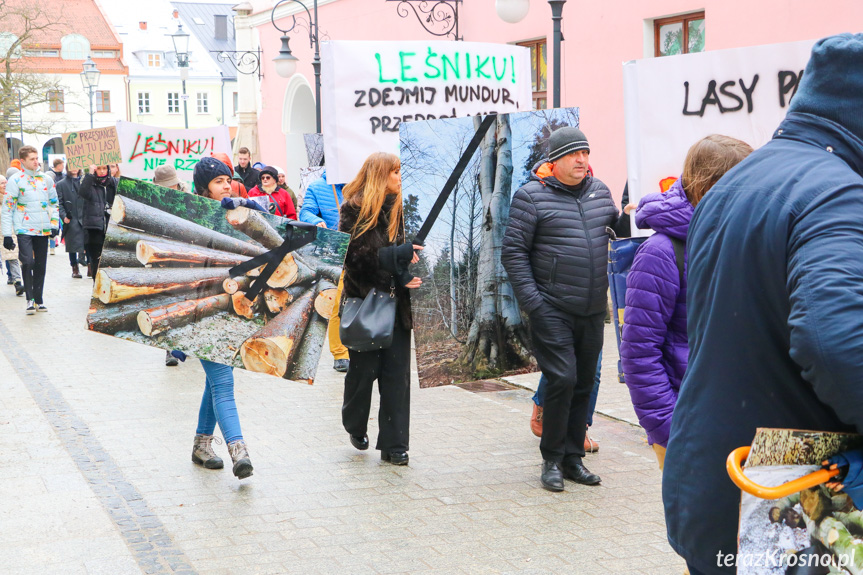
left=529, top=161, right=591, bottom=196
left=211, top=153, right=235, bottom=176
left=634, top=178, right=693, bottom=241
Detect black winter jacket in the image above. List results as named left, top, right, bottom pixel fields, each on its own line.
left=339, top=196, right=412, bottom=331
left=502, top=162, right=627, bottom=317
left=235, top=165, right=261, bottom=192
left=56, top=176, right=86, bottom=253
left=78, top=173, right=116, bottom=232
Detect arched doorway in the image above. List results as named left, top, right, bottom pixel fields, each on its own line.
left=6, top=136, right=23, bottom=160
left=42, top=136, right=64, bottom=167
left=282, top=75, right=316, bottom=193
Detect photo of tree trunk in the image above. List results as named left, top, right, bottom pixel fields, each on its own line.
left=401, top=108, right=580, bottom=388
left=87, top=177, right=350, bottom=384
left=737, top=429, right=863, bottom=575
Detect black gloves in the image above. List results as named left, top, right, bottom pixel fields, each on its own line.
left=378, top=243, right=416, bottom=287
left=50, top=228, right=59, bottom=238
left=3, top=237, right=14, bottom=251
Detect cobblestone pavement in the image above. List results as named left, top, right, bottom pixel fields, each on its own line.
left=0, top=254, right=684, bottom=574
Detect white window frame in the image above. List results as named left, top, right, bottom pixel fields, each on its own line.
left=167, top=92, right=180, bottom=114
left=147, top=53, right=162, bottom=67
left=137, top=92, right=150, bottom=114
left=196, top=92, right=208, bottom=114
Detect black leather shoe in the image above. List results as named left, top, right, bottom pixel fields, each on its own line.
left=562, top=460, right=601, bottom=485
left=540, top=460, right=564, bottom=492
left=381, top=451, right=409, bottom=465
left=350, top=434, right=369, bottom=450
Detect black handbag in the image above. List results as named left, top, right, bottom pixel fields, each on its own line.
left=339, top=279, right=396, bottom=352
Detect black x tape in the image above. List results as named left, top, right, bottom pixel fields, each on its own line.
left=229, top=220, right=318, bottom=302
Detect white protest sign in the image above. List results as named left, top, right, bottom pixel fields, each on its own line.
left=115, top=121, right=231, bottom=182
left=623, top=38, right=815, bottom=234
left=321, top=40, right=532, bottom=184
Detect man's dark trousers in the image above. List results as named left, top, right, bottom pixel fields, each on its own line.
left=17, top=234, right=49, bottom=304
left=531, top=304, right=604, bottom=463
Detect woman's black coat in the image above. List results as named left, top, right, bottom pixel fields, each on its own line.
left=339, top=196, right=412, bottom=331
left=78, top=173, right=117, bottom=232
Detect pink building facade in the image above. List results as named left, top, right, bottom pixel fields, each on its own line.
left=247, top=0, right=863, bottom=198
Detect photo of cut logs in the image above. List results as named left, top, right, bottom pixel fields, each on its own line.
left=87, top=177, right=350, bottom=384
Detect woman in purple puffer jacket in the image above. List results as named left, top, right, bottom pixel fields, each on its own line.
left=620, top=135, right=752, bottom=469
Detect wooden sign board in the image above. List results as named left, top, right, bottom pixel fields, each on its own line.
left=62, top=126, right=122, bottom=171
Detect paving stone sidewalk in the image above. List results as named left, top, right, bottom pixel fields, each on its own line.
left=0, top=254, right=684, bottom=574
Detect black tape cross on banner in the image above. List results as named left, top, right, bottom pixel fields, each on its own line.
left=228, top=220, right=318, bottom=302
left=414, top=114, right=497, bottom=245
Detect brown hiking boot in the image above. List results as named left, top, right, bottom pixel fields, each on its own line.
left=72, top=264, right=82, bottom=279
left=584, top=425, right=599, bottom=453
left=228, top=440, right=253, bottom=479
left=530, top=404, right=543, bottom=437
left=192, top=434, right=224, bottom=469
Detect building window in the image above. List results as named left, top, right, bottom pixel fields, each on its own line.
left=25, top=49, right=59, bottom=57
left=147, top=53, right=162, bottom=67
left=137, top=92, right=150, bottom=114
left=654, top=12, right=705, bottom=57
left=60, top=34, right=90, bottom=60
left=196, top=92, right=208, bottom=114
left=167, top=92, right=180, bottom=114
left=232, top=92, right=238, bottom=116
left=92, top=50, right=117, bottom=58
left=95, top=91, right=110, bottom=113
left=48, top=90, right=64, bottom=112
left=517, top=39, right=547, bottom=110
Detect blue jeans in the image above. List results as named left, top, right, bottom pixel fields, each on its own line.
left=533, top=350, right=602, bottom=427
left=196, top=360, right=243, bottom=443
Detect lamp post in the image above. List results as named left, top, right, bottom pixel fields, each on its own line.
left=271, top=0, right=321, bottom=133
left=80, top=55, right=101, bottom=129
left=496, top=0, right=566, bottom=108
left=172, top=23, right=191, bottom=129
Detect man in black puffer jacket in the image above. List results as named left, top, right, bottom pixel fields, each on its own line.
left=502, top=127, right=633, bottom=492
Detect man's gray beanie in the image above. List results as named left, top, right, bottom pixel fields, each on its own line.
left=549, top=127, right=590, bottom=162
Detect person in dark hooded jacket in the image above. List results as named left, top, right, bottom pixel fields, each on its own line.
left=56, top=168, right=86, bottom=278
left=502, top=127, right=634, bottom=492
left=620, top=135, right=751, bottom=471
left=662, top=34, right=863, bottom=575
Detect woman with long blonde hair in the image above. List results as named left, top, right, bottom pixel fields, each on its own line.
left=339, top=152, right=422, bottom=465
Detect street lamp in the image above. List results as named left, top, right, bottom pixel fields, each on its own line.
left=172, top=22, right=191, bottom=129
left=80, top=55, right=101, bottom=129
left=271, top=0, right=321, bottom=133
left=495, top=0, right=566, bottom=108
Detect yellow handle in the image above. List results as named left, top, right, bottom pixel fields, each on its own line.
left=726, top=446, right=841, bottom=499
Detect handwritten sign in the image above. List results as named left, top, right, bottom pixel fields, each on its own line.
left=321, top=41, right=532, bottom=184
left=623, top=38, right=815, bottom=234
left=115, top=121, right=231, bottom=181
left=62, top=127, right=122, bottom=171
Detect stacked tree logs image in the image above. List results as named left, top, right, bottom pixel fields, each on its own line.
left=88, top=178, right=349, bottom=384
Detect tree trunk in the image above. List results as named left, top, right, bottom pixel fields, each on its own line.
left=99, top=247, right=144, bottom=269
left=225, top=207, right=283, bottom=249
left=223, top=275, right=252, bottom=295
left=284, top=314, right=328, bottom=384
left=459, top=115, right=532, bottom=375
left=313, top=279, right=338, bottom=319
left=94, top=267, right=230, bottom=304
left=240, top=288, right=316, bottom=377
left=113, top=196, right=265, bottom=257
left=263, top=285, right=307, bottom=314
left=104, top=222, right=179, bottom=252
left=449, top=191, right=458, bottom=336
left=136, top=238, right=252, bottom=268
left=265, top=254, right=301, bottom=288
left=87, top=293, right=199, bottom=333
left=295, top=252, right=342, bottom=284
left=137, top=294, right=231, bottom=337
left=231, top=291, right=263, bottom=319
